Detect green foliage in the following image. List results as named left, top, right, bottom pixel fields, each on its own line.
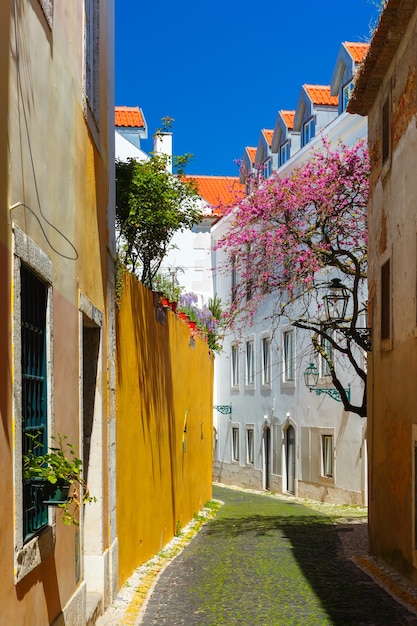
left=116, top=152, right=201, bottom=288
left=23, top=432, right=95, bottom=526
left=154, top=271, right=184, bottom=302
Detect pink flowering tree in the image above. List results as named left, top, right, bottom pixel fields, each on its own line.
left=216, top=139, right=369, bottom=417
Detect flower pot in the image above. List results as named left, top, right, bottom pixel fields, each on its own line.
left=161, top=297, right=170, bottom=308
left=169, top=300, right=177, bottom=313
left=188, top=320, right=196, bottom=331
left=178, top=311, right=188, bottom=321
left=31, top=478, right=71, bottom=506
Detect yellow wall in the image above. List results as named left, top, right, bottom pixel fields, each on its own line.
left=0, top=1, right=114, bottom=623
left=116, top=272, right=214, bottom=586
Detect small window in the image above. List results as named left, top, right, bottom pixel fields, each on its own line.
left=232, top=427, right=240, bottom=462
left=322, top=435, right=333, bottom=478
left=381, top=259, right=391, bottom=340
left=279, top=142, right=290, bottom=167
left=246, top=245, right=252, bottom=301
left=231, top=344, right=239, bottom=387
left=263, top=159, right=271, bottom=179
left=246, top=428, right=254, bottom=465
left=382, top=97, right=391, bottom=164
left=320, top=334, right=333, bottom=377
left=302, top=118, right=315, bottom=147
left=342, top=81, right=354, bottom=111
left=283, top=330, right=294, bottom=382
left=262, top=337, right=271, bottom=385
left=231, top=255, right=237, bottom=302
left=246, top=340, right=255, bottom=385
left=85, top=0, right=100, bottom=123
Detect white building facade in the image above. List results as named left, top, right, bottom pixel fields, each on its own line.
left=212, top=43, right=369, bottom=505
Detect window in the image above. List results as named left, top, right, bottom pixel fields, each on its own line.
left=263, top=158, right=271, bottom=178
left=21, top=266, right=49, bottom=541
left=279, top=142, right=290, bottom=167
left=231, top=255, right=237, bottom=302
left=320, top=334, right=333, bottom=377
left=246, top=340, right=254, bottom=385
left=231, top=344, right=239, bottom=387
left=232, top=427, right=240, bottom=461
left=382, top=96, right=391, bottom=165
left=246, top=428, right=254, bottom=465
left=381, top=259, right=391, bottom=340
left=262, top=337, right=271, bottom=385
left=85, top=0, right=100, bottom=123
left=246, top=245, right=252, bottom=301
left=283, top=330, right=294, bottom=382
left=302, top=118, right=315, bottom=146
left=13, top=226, right=53, bottom=583
left=322, top=435, right=333, bottom=478
left=342, top=81, right=354, bottom=111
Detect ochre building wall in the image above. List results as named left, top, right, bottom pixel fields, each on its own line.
left=116, top=273, right=214, bottom=586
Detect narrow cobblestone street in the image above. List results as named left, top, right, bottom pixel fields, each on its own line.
left=136, top=486, right=417, bottom=625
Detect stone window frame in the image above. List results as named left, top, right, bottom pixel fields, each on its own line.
left=12, top=226, right=56, bottom=583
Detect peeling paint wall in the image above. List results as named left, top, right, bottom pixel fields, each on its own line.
left=367, top=5, right=417, bottom=583
left=116, top=273, right=214, bottom=586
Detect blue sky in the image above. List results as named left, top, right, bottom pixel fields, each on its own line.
left=115, top=1, right=380, bottom=176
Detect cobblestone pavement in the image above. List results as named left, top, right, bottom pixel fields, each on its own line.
left=136, top=486, right=417, bottom=626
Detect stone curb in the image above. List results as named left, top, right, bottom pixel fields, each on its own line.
left=97, top=485, right=417, bottom=624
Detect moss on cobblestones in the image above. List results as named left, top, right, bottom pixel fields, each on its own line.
left=139, top=486, right=417, bottom=625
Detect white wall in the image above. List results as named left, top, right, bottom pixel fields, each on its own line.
left=211, top=111, right=368, bottom=505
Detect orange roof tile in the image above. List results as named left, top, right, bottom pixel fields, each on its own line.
left=185, top=176, right=245, bottom=215
left=304, top=85, right=338, bottom=106
left=344, top=42, right=370, bottom=64
left=263, top=129, right=274, bottom=146
left=115, top=106, right=145, bottom=128
left=246, top=147, right=257, bottom=164
left=280, top=110, right=295, bottom=129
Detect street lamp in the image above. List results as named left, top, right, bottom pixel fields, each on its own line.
left=303, top=362, right=351, bottom=403
left=323, top=278, right=349, bottom=322
left=322, top=278, right=372, bottom=351
left=304, top=362, right=319, bottom=390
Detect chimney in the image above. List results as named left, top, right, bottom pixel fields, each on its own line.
left=153, top=132, right=172, bottom=174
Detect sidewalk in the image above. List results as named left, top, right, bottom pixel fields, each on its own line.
left=98, top=485, right=417, bottom=625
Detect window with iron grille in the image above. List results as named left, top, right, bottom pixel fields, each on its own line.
left=21, top=265, right=48, bottom=542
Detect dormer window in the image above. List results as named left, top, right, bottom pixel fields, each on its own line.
left=342, top=81, right=354, bottom=111
left=302, top=117, right=315, bottom=147
left=263, top=158, right=271, bottom=179
left=279, top=142, right=290, bottom=167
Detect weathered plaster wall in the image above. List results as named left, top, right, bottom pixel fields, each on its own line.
left=116, top=273, right=214, bottom=586
left=0, top=0, right=114, bottom=623
left=367, top=5, right=417, bottom=580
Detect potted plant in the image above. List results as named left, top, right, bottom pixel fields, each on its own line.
left=23, top=432, right=95, bottom=526
left=154, top=273, right=183, bottom=310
